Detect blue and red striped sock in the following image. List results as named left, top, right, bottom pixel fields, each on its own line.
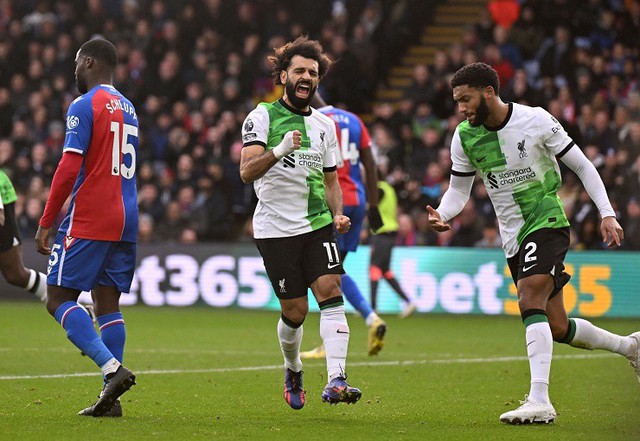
left=97, top=312, right=126, bottom=364
left=54, top=301, right=116, bottom=370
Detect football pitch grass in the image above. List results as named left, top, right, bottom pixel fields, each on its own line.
left=1, top=301, right=638, bottom=440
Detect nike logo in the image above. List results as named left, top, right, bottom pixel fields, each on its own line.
left=336, top=329, right=349, bottom=334
left=327, top=263, right=341, bottom=269
left=527, top=340, right=536, bottom=347
left=522, top=264, right=537, bottom=272
left=477, top=156, right=487, bottom=163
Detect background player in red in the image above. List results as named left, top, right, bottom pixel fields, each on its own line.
left=35, top=39, right=137, bottom=417
left=301, top=94, right=386, bottom=358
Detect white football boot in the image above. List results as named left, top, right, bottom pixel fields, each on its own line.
left=399, top=302, right=417, bottom=318
left=627, top=331, right=640, bottom=383
left=499, top=395, right=556, bottom=424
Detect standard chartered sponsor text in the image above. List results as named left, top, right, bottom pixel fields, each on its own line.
left=297, top=152, right=322, bottom=169
left=498, top=167, right=537, bottom=185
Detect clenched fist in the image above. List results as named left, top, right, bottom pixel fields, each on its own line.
left=273, top=130, right=302, bottom=159
left=333, top=214, right=351, bottom=234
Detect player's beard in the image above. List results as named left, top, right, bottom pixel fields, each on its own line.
left=76, top=71, right=88, bottom=94
left=470, top=95, right=489, bottom=127
left=285, top=77, right=316, bottom=110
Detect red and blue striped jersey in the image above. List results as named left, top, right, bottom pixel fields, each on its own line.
left=318, top=105, right=371, bottom=207
left=60, top=84, right=139, bottom=242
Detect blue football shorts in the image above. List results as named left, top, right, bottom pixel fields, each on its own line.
left=46, top=232, right=136, bottom=293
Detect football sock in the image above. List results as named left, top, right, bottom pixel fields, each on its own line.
left=370, top=266, right=382, bottom=310
left=278, top=315, right=303, bottom=372
left=385, top=276, right=410, bottom=302
left=98, top=312, right=126, bottom=363
left=341, top=274, right=373, bottom=320
left=54, top=301, right=120, bottom=375
left=319, top=296, right=349, bottom=381
left=370, top=281, right=379, bottom=310
left=522, top=309, right=552, bottom=404
left=25, top=269, right=47, bottom=301
left=564, top=318, right=634, bottom=357
left=365, top=311, right=381, bottom=327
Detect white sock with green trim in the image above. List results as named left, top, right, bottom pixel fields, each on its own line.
left=570, top=318, right=634, bottom=357
left=320, top=302, right=349, bottom=381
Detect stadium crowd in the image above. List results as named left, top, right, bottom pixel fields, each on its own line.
left=0, top=0, right=638, bottom=250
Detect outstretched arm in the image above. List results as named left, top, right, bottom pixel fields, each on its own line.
left=559, top=145, right=623, bottom=247
left=427, top=173, right=475, bottom=231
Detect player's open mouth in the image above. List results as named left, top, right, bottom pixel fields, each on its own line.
left=296, top=83, right=311, bottom=98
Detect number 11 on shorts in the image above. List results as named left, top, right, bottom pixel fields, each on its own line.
left=323, top=242, right=340, bottom=264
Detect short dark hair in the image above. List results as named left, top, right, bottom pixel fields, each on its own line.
left=268, top=36, right=332, bottom=85
left=451, top=62, right=500, bottom=95
left=79, top=38, right=118, bottom=69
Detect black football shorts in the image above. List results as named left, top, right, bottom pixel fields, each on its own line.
left=0, top=202, right=21, bottom=253
left=507, top=227, right=571, bottom=299
left=256, top=224, right=344, bottom=299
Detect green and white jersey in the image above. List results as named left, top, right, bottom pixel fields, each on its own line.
left=242, top=99, right=338, bottom=239
left=451, top=103, right=573, bottom=258
left=0, top=169, right=17, bottom=206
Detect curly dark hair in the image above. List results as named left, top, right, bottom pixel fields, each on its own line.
left=268, top=36, right=332, bottom=85
left=79, top=38, right=118, bottom=70
left=450, top=62, right=500, bottom=95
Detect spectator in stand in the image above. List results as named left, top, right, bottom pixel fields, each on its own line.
left=138, top=213, right=156, bottom=244
left=449, top=201, right=483, bottom=248
left=586, top=110, right=617, bottom=154
left=156, top=201, right=188, bottom=242
left=17, top=196, right=42, bottom=238
left=493, top=25, right=522, bottom=70
left=621, top=122, right=640, bottom=162
left=396, top=214, right=416, bottom=246
left=483, top=44, right=514, bottom=86
left=474, top=223, right=502, bottom=248
left=406, top=64, right=435, bottom=105
left=538, top=25, right=574, bottom=83
left=502, top=69, right=539, bottom=106
left=510, top=5, right=543, bottom=61
left=623, top=198, right=640, bottom=250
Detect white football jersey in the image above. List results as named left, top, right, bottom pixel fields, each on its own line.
left=242, top=99, right=338, bottom=239
left=451, top=103, right=573, bottom=258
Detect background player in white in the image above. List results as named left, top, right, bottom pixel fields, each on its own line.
left=240, top=37, right=361, bottom=409
left=427, top=62, right=640, bottom=424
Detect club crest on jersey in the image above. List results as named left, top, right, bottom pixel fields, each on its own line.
left=518, top=139, right=528, bottom=158
left=319, top=131, right=325, bottom=148
left=279, top=278, right=286, bottom=293
left=64, top=235, right=77, bottom=250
